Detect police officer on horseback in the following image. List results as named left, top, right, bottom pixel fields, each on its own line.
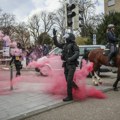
left=106, top=24, right=118, bottom=66
left=52, top=28, right=79, bottom=102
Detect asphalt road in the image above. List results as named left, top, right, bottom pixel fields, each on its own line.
left=24, top=90, right=120, bottom=120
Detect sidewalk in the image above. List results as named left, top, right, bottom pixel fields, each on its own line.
left=0, top=71, right=118, bottom=120
left=0, top=65, right=34, bottom=71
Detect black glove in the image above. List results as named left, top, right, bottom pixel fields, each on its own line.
left=53, top=28, right=57, bottom=36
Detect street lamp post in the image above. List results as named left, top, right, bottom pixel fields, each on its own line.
left=10, top=64, right=13, bottom=90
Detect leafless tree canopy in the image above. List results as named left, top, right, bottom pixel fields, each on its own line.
left=28, top=14, right=41, bottom=42
left=12, top=23, right=30, bottom=48
left=27, top=11, right=55, bottom=44
left=53, top=7, right=66, bottom=37
left=78, top=0, right=103, bottom=36
left=0, top=9, right=15, bottom=35
left=0, top=0, right=103, bottom=46
left=40, top=11, right=55, bottom=33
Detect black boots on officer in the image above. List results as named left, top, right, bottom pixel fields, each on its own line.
left=108, top=53, right=115, bottom=66
left=63, top=81, right=78, bottom=102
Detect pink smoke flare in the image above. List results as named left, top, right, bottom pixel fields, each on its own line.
left=0, top=57, right=106, bottom=100
left=28, top=56, right=106, bottom=99
left=3, top=35, right=11, bottom=46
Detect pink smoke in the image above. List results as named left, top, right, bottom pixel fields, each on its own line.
left=28, top=56, right=49, bottom=68
left=10, top=48, right=22, bottom=56
left=43, top=60, right=106, bottom=100
left=0, top=31, right=16, bottom=47
left=0, top=55, right=106, bottom=100
left=28, top=57, right=106, bottom=99
left=10, top=41, right=17, bottom=48
left=3, top=35, right=11, bottom=46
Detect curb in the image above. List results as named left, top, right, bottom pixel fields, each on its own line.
left=0, top=68, right=35, bottom=71
left=7, top=87, right=115, bottom=120
left=8, top=101, right=73, bottom=120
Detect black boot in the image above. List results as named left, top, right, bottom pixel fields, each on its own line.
left=113, top=84, right=119, bottom=91
left=16, top=71, right=21, bottom=77
left=113, top=87, right=119, bottom=91
left=63, top=96, right=73, bottom=102
left=108, top=55, right=114, bottom=66
left=72, top=82, right=78, bottom=89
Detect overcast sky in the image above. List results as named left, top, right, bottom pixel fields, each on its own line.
left=0, top=0, right=104, bottom=22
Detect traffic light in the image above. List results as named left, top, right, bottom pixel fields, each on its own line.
left=73, top=5, right=84, bottom=30
left=79, top=9, right=84, bottom=27
left=65, top=3, right=76, bottom=28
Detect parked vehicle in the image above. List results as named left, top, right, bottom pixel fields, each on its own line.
left=35, top=45, right=109, bottom=76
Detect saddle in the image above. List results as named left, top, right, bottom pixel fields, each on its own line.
left=103, top=49, right=110, bottom=56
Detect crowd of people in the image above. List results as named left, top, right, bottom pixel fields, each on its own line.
left=22, top=44, right=52, bottom=65
left=8, top=43, right=53, bottom=77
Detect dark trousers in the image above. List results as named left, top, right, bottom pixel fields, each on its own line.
left=108, top=43, right=117, bottom=60
left=15, top=61, right=22, bottom=76
left=64, top=64, right=76, bottom=98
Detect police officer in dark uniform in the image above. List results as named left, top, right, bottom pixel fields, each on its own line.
left=80, top=48, right=89, bottom=69
left=53, top=28, right=79, bottom=102
left=106, top=24, right=118, bottom=66
left=10, top=42, right=22, bottom=77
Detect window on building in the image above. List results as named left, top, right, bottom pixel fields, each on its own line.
left=108, top=0, right=115, bottom=7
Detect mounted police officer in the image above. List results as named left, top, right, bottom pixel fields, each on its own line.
left=53, top=28, right=79, bottom=102
left=106, top=24, right=118, bottom=66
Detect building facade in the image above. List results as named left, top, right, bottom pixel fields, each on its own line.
left=104, top=0, right=120, bottom=14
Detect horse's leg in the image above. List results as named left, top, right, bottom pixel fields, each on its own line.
left=113, top=69, right=120, bottom=91
left=94, top=71, right=102, bottom=85
left=92, top=64, right=101, bottom=86
left=91, top=71, right=99, bottom=86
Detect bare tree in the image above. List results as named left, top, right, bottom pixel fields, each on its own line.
left=0, top=9, right=15, bottom=35
left=40, top=11, right=55, bottom=33
left=28, top=11, right=55, bottom=44
left=78, top=0, right=101, bottom=37
left=53, top=7, right=66, bottom=39
left=12, top=23, right=30, bottom=48
left=27, top=14, right=41, bottom=44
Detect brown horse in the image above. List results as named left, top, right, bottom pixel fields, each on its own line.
left=88, top=48, right=120, bottom=91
